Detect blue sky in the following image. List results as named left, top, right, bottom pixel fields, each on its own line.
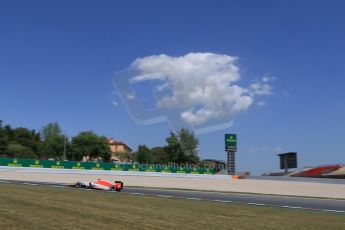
left=1, top=0, right=344, bottom=174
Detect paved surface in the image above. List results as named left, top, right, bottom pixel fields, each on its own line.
left=123, top=187, right=345, bottom=213
left=247, top=176, right=345, bottom=184
left=1, top=179, right=344, bottom=213
left=1, top=167, right=345, bottom=199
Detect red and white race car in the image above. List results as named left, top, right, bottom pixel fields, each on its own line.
left=74, top=179, right=124, bottom=192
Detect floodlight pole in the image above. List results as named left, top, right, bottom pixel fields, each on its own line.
left=63, top=131, right=67, bottom=161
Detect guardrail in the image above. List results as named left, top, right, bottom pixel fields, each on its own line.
left=0, top=157, right=215, bottom=174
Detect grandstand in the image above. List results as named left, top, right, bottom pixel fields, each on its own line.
left=263, top=164, right=345, bottom=179
left=321, top=166, right=345, bottom=179
left=287, top=167, right=313, bottom=176
left=291, top=164, right=342, bottom=178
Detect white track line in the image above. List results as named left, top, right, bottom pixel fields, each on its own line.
left=130, top=192, right=146, bottom=196
left=322, top=209, right=345, bottom=213
left=186, top=197, right=202, bottom=201
left=22, top=182, right=38, bottom=186
left=213, top=199, right=232, bottom=203
left=50, top=185, right=66, bottom=188
left=247, top=202, right=266, bottom=206
left=156, top=195, right=173, bottom=198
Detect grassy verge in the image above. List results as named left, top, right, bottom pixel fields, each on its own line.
left=0, top=184, right=344, bottom=230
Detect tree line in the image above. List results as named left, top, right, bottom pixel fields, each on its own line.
left=0, top=120, right=111, bottom=161
left=135, top=129, right=199, bottom=164
left=0, top=120, right=200, bottom=164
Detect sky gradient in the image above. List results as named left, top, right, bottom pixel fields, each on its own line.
left=1, top=0, right=344, bottom=174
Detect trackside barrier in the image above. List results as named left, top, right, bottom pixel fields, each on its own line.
left=0, top=158, right=215, bottom=174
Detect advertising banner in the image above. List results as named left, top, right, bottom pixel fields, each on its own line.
left=0, top=158, right=215, bottom=174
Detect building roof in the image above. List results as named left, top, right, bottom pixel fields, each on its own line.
left=278, top=152, right=297, bottom=156
left=108, top=138, right=132, bottom=151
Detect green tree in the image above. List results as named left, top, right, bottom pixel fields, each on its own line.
left=0, top=123, right=41, bottom=158
left=41, top=135, right=67, bottom=159
left=165, top=132, right=184, bottom=163
left=178, top=128, right=199, bottom=163
left=150, top=146, right=169, bottom=163
left=41, top=123, right=66, bottom=159
left=12, top=127, right=41, bottom=158
left=135, top=145, right=152, bottom=163
left=71, top=131, right=110, bottom=162
left=165, top=128, right=199, bottom=163
left=0, top=120, right=8, bottom=154
left=7, top=143, right=37, bottom=159
left=41, top=122, right=62, bottom=141
left=3, top=125, right=15, bottom=142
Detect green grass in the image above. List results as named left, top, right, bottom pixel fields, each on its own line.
left=0, top=184, right=344, bottom=230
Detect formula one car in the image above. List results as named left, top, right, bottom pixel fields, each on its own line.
left=73, top=179, right=124, bottom=192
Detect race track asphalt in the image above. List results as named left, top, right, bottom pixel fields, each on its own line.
left=1, top=179, right=344, bottom=213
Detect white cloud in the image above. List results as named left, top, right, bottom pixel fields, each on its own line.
left=262, top=76, right=276, bottom=83
left=130, top=52, right=273, bottom=125
left=249, top=83, right=273, bottom=96
left=156, top=82, right=170, bottom=92
left=248, top=76, right=274, bottom=97
left=126, top=92, right=136, bottom=100
left=130, top=73, right=164, bottom=83
left=256, top=101, right=266, bottom=107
